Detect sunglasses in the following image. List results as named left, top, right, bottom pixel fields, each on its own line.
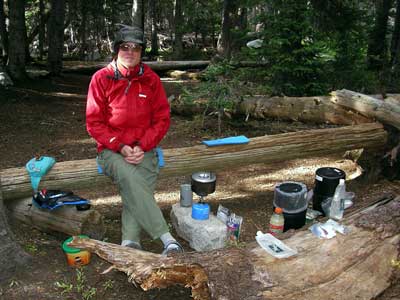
left=119, top=43, right=142, bottom=52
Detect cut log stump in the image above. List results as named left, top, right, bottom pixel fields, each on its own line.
left=69, top=196, right=400, bottom=300
left=6, top=197, right=105, bottom=239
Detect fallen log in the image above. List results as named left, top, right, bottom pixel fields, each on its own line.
left=6, top=197, right=106, bottom=239
left=62, top=60, right=210, bottom=75
left=171, top=94, right=373, bottom=125
left=0, top=123, right=386, bottom=201
left=69, top=196, right=400, bottom=300
left=332, top=89, right=400, bottom=130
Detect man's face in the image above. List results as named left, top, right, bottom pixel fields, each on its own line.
left=117, top=42, right=142, bottom=68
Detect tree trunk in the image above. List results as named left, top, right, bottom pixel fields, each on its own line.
left=391, top=0, right=400, bottom=65
left=218, top=0, right=238, bottom=59
left=331, top=89, right=400, bottom=130
left=6, top=197, right=106, bottom=239
left=78, top=1, right=87, bottom=61
left=148, top=0, right=158, bottom=56
left=7, top=0, right=27, bottom=80
left=0, top=123, right=387, bottom=201
left=27, top=11, right=50, bottom=48
left=173, top=0, right=183, bottom=58
left=69, top=196, right=400, bottom=300
left=132, top=0, right=145, bottom=29
left=0, top=0, right=8, bottom=64
left=38, top=0, right=45, bottom=60
left=0, top=180, right=31, bottom=282
left=47, top=0, right=65, bottom=76
left=367, top=0, right=393, bottom=71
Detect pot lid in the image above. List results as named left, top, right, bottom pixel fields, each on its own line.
left=191, top=171, right=216, bottom=183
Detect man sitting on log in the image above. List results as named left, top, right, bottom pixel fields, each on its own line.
left=86, top=24, right=183, bottom=255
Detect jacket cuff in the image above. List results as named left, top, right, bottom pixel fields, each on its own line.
left=108, top=138, right=122, bottom=152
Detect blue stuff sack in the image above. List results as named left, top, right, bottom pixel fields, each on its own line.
left=156, top=147, right=165, bottom=168
left=202, top=135, right=249, bottom=147
left=26, top=156, right=56, bottom=192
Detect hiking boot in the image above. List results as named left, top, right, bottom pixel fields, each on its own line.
left=161, top=241, right=184, bottom=256
left=122, top=240, right=142, bottom=250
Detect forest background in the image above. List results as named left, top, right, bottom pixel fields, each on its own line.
left=2, top=0, right=400, bottom=98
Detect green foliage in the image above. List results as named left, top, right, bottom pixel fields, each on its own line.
left=23, top=243, right=38, bottom=253
left=55, top=281, right=74, bottom=295
left=257, top=0, right=329, bottom=96
left=181, top=62, right=247, bottom=134
left=54, top=268, right=97, bottom=300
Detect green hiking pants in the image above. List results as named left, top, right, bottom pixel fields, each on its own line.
left=97, top=149, right=169, bottom=242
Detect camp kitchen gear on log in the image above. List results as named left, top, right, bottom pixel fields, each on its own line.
left=191, top=171, right=216, bottom=220
left=309, top=219, right=350, bottom=239
left=312, top=167, right=346, bottom=214
left=273, top=181, right=309, bottom=231
left=62, top=235, right=91, bottom=267
left=226, top=213, right=243, bottom=242
left=25, top=156, right=56, bottom=192
left=180, top=184, right=193, bottom=207
left=33, top=189, right=91, bottom=211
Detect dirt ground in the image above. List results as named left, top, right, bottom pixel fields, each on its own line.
left=0, top=73, right=399, bottom=300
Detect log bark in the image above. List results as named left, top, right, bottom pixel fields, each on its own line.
left=6, top=197, right=105, bottom=239
left=0, top=123, right=386, bottom=201
left=171, top=95, right=373, bottom=125
left=0, top=178, right=31, bottom=282
left=69, top=196, right=400, bottom=300
left=331, top=89, right=400, bottom=130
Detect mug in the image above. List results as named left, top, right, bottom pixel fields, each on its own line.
left=180, top=184, right=193, bottom=207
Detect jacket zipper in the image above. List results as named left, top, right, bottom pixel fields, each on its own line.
left=124, top=80, right=131, bottom=94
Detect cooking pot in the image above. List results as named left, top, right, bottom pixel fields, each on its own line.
left=191, top=171, right=216, bottom=197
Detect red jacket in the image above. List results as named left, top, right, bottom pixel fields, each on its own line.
left=86, top=62, right=170, bottom=153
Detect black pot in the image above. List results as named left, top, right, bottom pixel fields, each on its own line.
left=313, top=167, right=346, bottom=213
left=191, top=171, right=216, bottom=197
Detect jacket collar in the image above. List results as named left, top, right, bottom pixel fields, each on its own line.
left=109, top=60, right=144, bottom=80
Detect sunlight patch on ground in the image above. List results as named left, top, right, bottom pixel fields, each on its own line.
left=66, top=137, right=94, bottom=145
left=50, top=92, right=86, bottom=99
left=91, top=156, right=358, bottom=207
left=52, top=137, right=95, bottom=146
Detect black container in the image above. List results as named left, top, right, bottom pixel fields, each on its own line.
left=272, top=205, right=307, bottom=232
left=191, top=172, right=216, bottom=197
left=282, top=209, right=307, bottom=232
left=273, top=181, right=308, bottom=232
left=312, top=167, right=346, bottom=213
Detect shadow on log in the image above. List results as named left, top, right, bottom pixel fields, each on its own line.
left=69, top=196, right=400, bottom=300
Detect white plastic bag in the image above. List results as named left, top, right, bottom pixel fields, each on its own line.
left=255, top=231, right=297, bottom=259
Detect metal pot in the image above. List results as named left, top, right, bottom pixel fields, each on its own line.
left=191, top=171, right=216, bottom=197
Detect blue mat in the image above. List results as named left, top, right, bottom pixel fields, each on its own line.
left=202, top=135, right=249, bottom=147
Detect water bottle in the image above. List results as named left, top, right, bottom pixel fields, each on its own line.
left=329, top=179, right=345, bottom=220
left=268, top=207, right=285, bottom=235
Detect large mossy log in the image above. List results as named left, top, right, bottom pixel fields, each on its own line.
left=0, top=123, right=386, bottom=201
left=69, top=196, right=400, bottom=300
left=6, top=197, right=106, bottom=239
